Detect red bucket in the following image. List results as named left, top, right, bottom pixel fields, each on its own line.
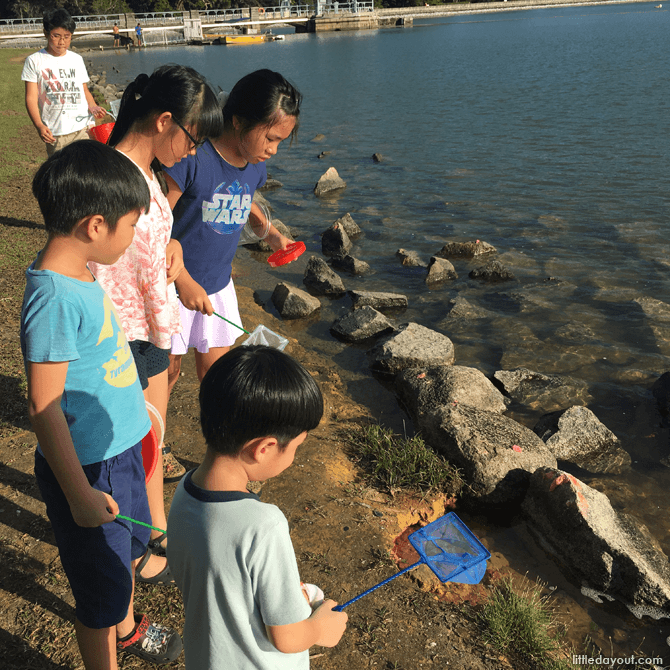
left=89, top=122, right=115, bottom=144
left=141, top=426, right=159, bottom=483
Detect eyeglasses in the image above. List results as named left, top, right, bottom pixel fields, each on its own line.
left=173, top=119, right=205, bottom=150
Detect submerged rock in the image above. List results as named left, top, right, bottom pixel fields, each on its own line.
left=469, top=260, right=515, bottom=282
left=331, top=306, right=394, bottom=342
left=523, top=467, right=670, bottom=615
left=444, top=296, right=496, bottom=320
left=368, top=323, right=454, bottom=374
left=258, top=178, right=283, bottom=191
left=421, top=404, right=556, bottom=506
left=349, top=290, right=408, bottom=311
left=396, top=249, right=426, bottom=268
left=303, top=256, right=345, bottom=295
left=436, top=240, right=496, bottom=258
left=533, top=406, right=631, bottom=475
left=271, top=282, right=321, bottom=319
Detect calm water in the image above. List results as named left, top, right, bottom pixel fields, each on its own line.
left=92, top=2, right=670, bottom=650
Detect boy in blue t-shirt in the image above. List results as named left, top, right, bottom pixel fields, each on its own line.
left=168, top=346, right=348, bottom=669
left=21, top=140, right=182, bottom=669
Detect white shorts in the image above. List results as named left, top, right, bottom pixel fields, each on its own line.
left=171, top=279, right=243, bottom=355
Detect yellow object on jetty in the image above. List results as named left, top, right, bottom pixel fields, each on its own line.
left=224, top=34, right=266, bottom=45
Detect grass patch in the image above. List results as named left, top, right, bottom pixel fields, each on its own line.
left=480, top=577, right=571, bottom=670
left=342, top=423, right=462, bottom=495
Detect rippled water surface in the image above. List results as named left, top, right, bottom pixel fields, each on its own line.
left=92, top=2, right=670, bottom=641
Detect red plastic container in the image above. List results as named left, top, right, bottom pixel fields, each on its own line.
left=267, top=241, right=306, bottom=267
left=141, top=426, right=159, bottom=483
left=89, top=122, right=115, bottom=144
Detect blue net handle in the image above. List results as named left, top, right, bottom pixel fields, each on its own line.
left=333, top=560, right=422, bottom=611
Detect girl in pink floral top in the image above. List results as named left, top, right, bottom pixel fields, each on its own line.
left=89, top=65, right=223, bottom=586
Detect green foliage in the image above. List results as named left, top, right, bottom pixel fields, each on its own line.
left=480, top=578, right=571, bottom=670
left=151, top=0, right=173, bottom=11
left=342, top=423, right=462, bottom=495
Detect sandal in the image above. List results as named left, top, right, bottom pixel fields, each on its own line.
left=148, top=532, right=167, bottom=558
left=117, top=613, right=182, bottom=664
left=162, top=445, right=186, bottom=481
left=136, top=545, right=175, bottom=585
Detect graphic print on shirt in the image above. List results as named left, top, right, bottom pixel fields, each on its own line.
left=97, top=293, right=138, bottom=388
left=39, top=67, right=83, bottom=111
left=201, top=180, right=252, bottom=235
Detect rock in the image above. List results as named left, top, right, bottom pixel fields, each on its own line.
left=333, top=213, right=361, bottom=238
left=368, top=323, right=455, bottom=374
left=523, top=467, right=670, bottom=614
left=322, top=222, right=352, bottom=257
left=330, top=254, right=370, bottom=275
left=331, top=306, right=394, bottom=342
left=652, top=371, right=670, bottom=420
left=271, top=282, right=321, bottom=319
left=311, top=134, right=326, bottom=142
left=421, top=404, right=556, bottom=506
left=314, top=167, right=346, bottom=197
left=349, top=290, right=408, bottom=311
left=425, top=257, right=457, bottom=284
left=396, top=365, right=508, bottom=427
left=303, top=256, right=345, bottom=295
left=258, top=178, right=283, bottom=191
left=444, top=297, right=495, bottom=320
left=436, top=240, right=496, bottom=258
left=493, top=367, right=592, bottom=414
left=469, top=260, right=515, bottom=282
left=252, top=190, right=273, bottom=211
left=317, top=151, right=331, bottom=159
left=396, top=249, right=426, bottom=268
left=372, top=153, right=383, bottom=163
left=533, top=406, right=631, bottom=475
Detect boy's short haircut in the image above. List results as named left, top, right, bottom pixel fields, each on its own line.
left=43, top=8, right=76, bottom=34
left=32, top=140, right=150, bottom=235
left=200, top=345, right=324, bottom=454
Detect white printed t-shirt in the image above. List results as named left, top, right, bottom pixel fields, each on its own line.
left=21, top=49, right=91, bottom=137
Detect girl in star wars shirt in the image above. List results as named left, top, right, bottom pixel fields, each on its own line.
left=164, top=69, right=301, bottom=393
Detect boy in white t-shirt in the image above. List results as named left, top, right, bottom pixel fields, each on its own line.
left=22, top=8, right=106, bottom=155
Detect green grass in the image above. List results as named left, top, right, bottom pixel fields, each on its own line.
left=480, top=577, right=571, bottom=670
left=342, top=423, right=463, bottom=495
left=0, top=49, right=42, bottom=186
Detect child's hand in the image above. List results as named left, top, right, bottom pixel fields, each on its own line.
left=89, top=105, right=107, bottom=120
left=69, top=487, right=118, bottom=528
left=267, top=229, right=292, bottom=254
left=310, top=599, right=348, bottom=647
left=37, top=123, right=55, bottom=145
left=176, top=274, right=213, bottom=316
left=165, top=239, right=184, bottom=284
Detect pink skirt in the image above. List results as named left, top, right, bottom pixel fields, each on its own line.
left=171, top=279, right=243, bottom=355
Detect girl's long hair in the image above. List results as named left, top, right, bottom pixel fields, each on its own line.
left=109, top=64, right=224, bottom=193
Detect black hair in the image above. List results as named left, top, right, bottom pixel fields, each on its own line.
left=109, top=64, right=224, bottom=194
left=43, top=8, right=76, bottom=34
left=32, top=140, right=150, bottom=236
left=200, top=346, right=323, bottom=456
left=224, top=69, right=302, bottom=142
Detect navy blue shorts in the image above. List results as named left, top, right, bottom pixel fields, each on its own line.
left=35, top=442, right=151, bottom=629
left=129, top=340, right=171, bottom=390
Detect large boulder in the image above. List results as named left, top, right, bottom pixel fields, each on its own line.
left=396, top=365, right=508, bottom=427
left=331, top=306, right=394, bottom=342
left=368, top=323, right=454, bottom=374
left=314, top=167, right=346, bottom=196
left=523, top=467, right=670, bottom=615
left=533, top=406, right=631, bottom=475
left=303, top=256, right=345, bottom=295
left=421, top=404, right=556, bottom=506
left=271, top=282, right=320, bottom=319
left=349, top=290, right=408, bottom=311
left=493, top=367, right=592, bottom=413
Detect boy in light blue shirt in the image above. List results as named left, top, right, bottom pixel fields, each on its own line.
left=21, top=140, right=182, bottom=669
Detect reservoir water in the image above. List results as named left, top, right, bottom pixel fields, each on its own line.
left=91, top=1, right=670, bottom=656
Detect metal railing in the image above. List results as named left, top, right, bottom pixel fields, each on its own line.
left=317, top=0, right=375, bottom=14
